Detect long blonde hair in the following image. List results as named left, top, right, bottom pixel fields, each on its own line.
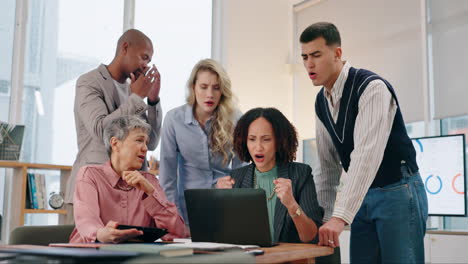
left=187, top=59, right=237, bottom=165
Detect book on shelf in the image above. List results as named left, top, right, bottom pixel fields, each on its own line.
left=25, top=173, right=32, bottom=209
left=27, top=173, right=38, bottom=209
left=26, top=172, right=51, bottom=209
left=39, top=174, right=47, bottom=209
left=35, top=173, right=45, bottom=209
left=101, top=244, right=193, bottom=258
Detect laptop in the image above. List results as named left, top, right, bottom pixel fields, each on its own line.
left=185, top=188, right=275, bottom=247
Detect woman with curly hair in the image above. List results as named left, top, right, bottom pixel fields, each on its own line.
left=216, top=107, right=323, bottom=244
left=159, top=59, right=243, bottom=222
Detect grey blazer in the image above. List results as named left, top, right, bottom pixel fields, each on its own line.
left=231, top=162, right=324, bottom=243
left=65, top=64, right=162, bottom=203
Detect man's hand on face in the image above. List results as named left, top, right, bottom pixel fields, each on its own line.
left=146, top=64, right=161, bottom=103
left=130, top=65, right=157, bottom=99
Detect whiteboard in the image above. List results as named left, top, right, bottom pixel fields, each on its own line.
left=412, top=134, right=466, bottom=216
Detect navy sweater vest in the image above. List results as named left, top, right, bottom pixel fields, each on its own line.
left=315, top=67, right=418, bottom=188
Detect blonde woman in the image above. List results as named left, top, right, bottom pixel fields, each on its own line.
left=159, top=59, right=243, bottom=222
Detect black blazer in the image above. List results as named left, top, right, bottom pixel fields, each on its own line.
left=231, top=162, right=324, bottom=243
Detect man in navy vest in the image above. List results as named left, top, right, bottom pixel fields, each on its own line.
left=300, top=22, right=428, bottom=263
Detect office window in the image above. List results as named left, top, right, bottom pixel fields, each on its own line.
left=135, top=0, right=212, bottom=161
left=21, top=0, right=124, bottom=225
left=0, top=0, right=16, bottom=121
left=441, top=115, right=468, bottom=230
left=0, top=0, right=17, bottom=239
left=406, top=121, right=426, bottom=139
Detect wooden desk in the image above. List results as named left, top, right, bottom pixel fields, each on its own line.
left=0, top=243, right=333, bottom=263
left=49, top=242, right=334, bottom=263
left=257, top=243, right=333, bottom=264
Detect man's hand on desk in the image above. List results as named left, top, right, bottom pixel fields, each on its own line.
left=318, top=217, right=346, bottom=248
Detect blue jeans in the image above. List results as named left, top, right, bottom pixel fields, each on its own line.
left=350, top=166, right=428, bottom=264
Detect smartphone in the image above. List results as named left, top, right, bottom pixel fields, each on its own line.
left=117, top=225, right=168, bottom=243
left=247, top=249, right=264, bottom=256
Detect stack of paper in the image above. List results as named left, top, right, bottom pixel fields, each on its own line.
left=171, top=238, right=259, bottom=251
left=101, top=244, right=193, bottom=258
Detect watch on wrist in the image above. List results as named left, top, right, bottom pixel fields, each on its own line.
left=147, top=97, right=160, bottom=106
left=290, top=206, right=302, bottom=218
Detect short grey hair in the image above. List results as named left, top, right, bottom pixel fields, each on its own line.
left=103, top=115, right=151, bottom=156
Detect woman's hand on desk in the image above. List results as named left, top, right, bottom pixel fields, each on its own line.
left=96, top=221, right=143, bottom=243
left=216, top=176, right=235, bottom=189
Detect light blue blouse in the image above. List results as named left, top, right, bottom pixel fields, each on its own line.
left=159, top=104, right=244, bottom=222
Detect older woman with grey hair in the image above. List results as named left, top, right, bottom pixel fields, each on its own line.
left=69, top=115, right=188, bottom=243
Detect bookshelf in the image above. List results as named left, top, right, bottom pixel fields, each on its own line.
left=0, top=161, right=71, bottom=229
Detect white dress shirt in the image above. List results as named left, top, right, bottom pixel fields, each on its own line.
left=315, top=61, right=398, bottom=224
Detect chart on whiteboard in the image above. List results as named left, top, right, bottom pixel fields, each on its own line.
left=412, top=135, right=466, bottom=216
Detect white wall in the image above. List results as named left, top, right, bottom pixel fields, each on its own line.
left=296, top=0, right=426, bottom=124
left=215, top=0, right=428, bottom=143
left=215, top=0, right=294, bottom=120
left=431, top=0, right=468, bottom=119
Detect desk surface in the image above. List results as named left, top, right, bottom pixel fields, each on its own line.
left=0, top=245, right=139, bottom=259
left=2, top=243, right=333, bottom=264
left=257, top=243, right=333, bottom=264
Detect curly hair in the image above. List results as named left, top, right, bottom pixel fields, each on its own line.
left=233, top=107, right=298, bottom=165
left=186, top=59, right=237, bottom=165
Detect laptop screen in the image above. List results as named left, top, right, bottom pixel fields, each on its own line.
left=184, top=188, right=273, bottom=247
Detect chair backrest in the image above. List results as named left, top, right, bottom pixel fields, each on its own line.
left=9, top=225, right=75, bottom=245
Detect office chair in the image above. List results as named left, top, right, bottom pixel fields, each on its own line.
left=9, top=225, right=75, bottom=245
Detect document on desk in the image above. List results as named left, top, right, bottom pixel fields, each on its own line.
left=49, top=243, right=108, bottom=248
left=101, top=244, right=193, bottom=257
left=172, top=238, right=260, bottom=251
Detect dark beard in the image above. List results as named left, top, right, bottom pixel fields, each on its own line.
left=133, top=68, right=145, bottom=79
